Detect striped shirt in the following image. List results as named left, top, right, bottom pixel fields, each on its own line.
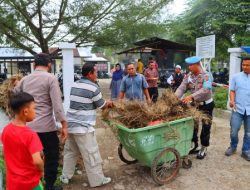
left=67, top=78, right=106, bottom=134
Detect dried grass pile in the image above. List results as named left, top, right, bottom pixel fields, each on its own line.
left=0, top=75, right=22, bottom=118
left=102, top=89, right=210, bottom=129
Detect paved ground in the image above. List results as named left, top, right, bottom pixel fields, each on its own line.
left=0, top=79, right=249, bottom=190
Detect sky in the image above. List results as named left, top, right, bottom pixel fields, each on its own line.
left=170, top=0, right=187, bottom=15
left=160, top=0, right=187, bottom=21
left=167, top=0, right=186, bottom=16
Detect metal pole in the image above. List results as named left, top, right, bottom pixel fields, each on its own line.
left=54, top=59, right=56, bottom=75
left=10, top=59, right=13, bottom=75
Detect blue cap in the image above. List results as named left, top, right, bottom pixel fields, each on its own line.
left=185, top=56, right=201, bottom=65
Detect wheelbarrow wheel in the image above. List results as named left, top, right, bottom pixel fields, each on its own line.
left=182, top=157, right=192, bottom=169
left=151, top=147, right=180, bottom=185
left=118, top=144, right=138, bottom=164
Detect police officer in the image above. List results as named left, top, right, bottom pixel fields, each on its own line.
left=175, top=56, right=215, bottom=159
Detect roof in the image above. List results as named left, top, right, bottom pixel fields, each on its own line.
left=0, top=47, right=108, bottom=61
left=0, top=48, right=33, bottom=57
left=0, top=47, right=80, bottom=58
left=77, top=47, right=92, bottom=58
left=95, top=52, right=109, bottom=60
left=117, top=37, right=195, bottom=54
left=84, top=55, right=107, bottom=62
left=49, top=47, right=80, bottom=57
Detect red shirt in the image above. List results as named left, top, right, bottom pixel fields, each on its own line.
left=144, top=68, right=159, bottom=88
left=1, top=123, right=43, bottom=190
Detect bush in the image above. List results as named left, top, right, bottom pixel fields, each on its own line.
left=0, top=154, right=6, bottom=189
left=213, top=87, right=228, bottom=110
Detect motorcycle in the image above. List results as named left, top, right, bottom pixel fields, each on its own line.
left=57, top=71, right=81, bottom=97
left=158, top=69, right=173, bottom=88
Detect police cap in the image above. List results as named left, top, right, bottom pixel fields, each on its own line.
left=185, top=56, right=201, bottom=65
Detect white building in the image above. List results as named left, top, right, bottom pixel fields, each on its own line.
left=0, top=47, right=109, bottom=76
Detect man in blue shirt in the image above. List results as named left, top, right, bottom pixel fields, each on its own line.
left=225, top=57, right=250, bottom=161
left=119, top=63, right=151, bottom=104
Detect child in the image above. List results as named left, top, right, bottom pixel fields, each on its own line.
left=1, top=92, right=44, bottom=190
left=203, top=73, right=212, bottom=90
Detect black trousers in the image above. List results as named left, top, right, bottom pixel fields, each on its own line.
left=38, top=131, right=59, bottom=188
left=192, top=101, right=215, bottom=147
left=148, top=87, right=158, bottom=103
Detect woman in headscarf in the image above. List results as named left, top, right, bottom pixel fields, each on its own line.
left=110, top=63, right=124, bottom=100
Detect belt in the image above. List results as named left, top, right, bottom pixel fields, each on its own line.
left=199, top=98, right=213, bottom=106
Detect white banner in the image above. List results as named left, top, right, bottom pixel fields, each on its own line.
left=196, top=35, right=215, bottom=58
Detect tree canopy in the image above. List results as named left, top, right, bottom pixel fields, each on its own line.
left=167, top=0, right=250, bottom=60
left=0, top=0, right=172, bottom=55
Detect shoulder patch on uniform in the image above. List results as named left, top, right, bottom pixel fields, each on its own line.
left=198, top=74, right=203, bottom=82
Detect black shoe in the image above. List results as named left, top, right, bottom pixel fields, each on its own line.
left=45, top=186, right=63, bottom=190
left=196, top=146, right=207, bottom=159
left=189, top=142, right=199, bottom=154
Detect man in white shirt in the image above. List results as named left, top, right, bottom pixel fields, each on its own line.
left=167, top=65, right=184, bottom=92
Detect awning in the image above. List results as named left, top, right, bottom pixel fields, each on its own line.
left=117, top=37, right=195, bottom=54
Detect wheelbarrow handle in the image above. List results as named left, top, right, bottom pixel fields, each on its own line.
left=103, top=119, right=111, bottom=126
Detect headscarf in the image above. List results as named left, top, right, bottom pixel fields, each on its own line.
left=112, top=63, right=123, bottom=81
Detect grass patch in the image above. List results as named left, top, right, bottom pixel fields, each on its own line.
left=41, top=165, right=63, bottom=187
left=55, top=165, right=63, bottom=186
left=0, top=153, right=6, bottom=189
left=213, top=87, right=228, bottom=110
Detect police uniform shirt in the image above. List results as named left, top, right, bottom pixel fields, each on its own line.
left=175, top=71, right=212, bottom=102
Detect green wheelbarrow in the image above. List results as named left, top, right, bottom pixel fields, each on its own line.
left=108, top=117, right=194, bottom=185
